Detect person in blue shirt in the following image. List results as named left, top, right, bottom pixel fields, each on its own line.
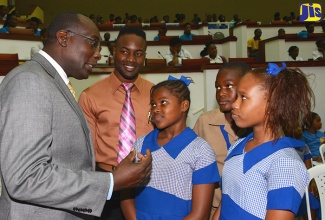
left=213, top=63, right=314, bottom=220
left=297, top=22, right=314, bottom=38
left=303, top=112, right=325, bottom=162
left=121, top=76, right=220, bottom=219
left=179, top=22, right=196, bottom=40
left=153, top=25, right=167, bottom=41
left=0, top=12, right=18, bottom=33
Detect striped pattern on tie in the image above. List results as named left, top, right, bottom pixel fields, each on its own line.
left=117, top=83, right=136, bottom=163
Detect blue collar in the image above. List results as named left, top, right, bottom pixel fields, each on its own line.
left=225, top=133, right=306, bottom=173
left=142, top=127, right=197, bottom=159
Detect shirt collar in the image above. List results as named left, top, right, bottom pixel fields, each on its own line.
left=38, top=50, right=69, bottom=85
left=226, top=133, right=306, bottom=173
left=109, top=70, right=143, bottom=94
left=146, top=127, right=197, bottom=159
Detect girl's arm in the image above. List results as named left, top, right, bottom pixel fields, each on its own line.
left=211, top=201, right=221, bottom=220
left=183, top=183, right=215, bottom=220
left=265, top=210, right=295, bottom=220
left=120, top=189, right=137, bottom=220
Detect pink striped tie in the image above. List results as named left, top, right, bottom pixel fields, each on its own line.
left=117, top=83, right=136, bottom=163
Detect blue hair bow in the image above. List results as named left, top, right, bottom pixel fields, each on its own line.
left=266, top=62, right=286, bottom=76
left=168, top=75, right=191, bottom=86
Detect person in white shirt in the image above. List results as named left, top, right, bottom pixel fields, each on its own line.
left=286, top=46, right=303, bottom=61
left=312, top=38, right=325, bottom=61
left=165, top=37, right=193, bottom=66
left=203, top=41, right=227, bottom=63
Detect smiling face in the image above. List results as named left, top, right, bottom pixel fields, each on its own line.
left=113, top=34, right=146, bottom=82
left=231, top=73, right=267, bottom=129
left=215, top=68, right=242, bottom=113
left=150, top=87, right=188, bottom=130
left=62, top=16, right=102, bottom=79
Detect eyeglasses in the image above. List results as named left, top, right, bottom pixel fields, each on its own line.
left=66, top=30, right=101, bottom=51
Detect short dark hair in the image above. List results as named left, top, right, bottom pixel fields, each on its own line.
left=30, top=17, right=40, bottom=25
left=288, top=46, right=298, bottom=53
left=316, top=38, right=325, bottom=47
left=47, top=12, right=82, bottom=42
left=169, top=36, right=182, bottom=46
left=219, top=61, right=251, bottom=74
left=116, top=26, right=146, bottom=41
left=305, top=22, right=315, bottom=29
left=254, top=28, right=261, bottom=34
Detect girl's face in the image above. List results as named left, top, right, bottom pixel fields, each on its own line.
left=215, top=68, right=242, bottom=113
left=312, top=114, right=322, bottom=130
left=208, top=44, right=217, bottom=58
left=150, top=87, right=188, bottom=130
left=231, top=73, right=267, bottom=129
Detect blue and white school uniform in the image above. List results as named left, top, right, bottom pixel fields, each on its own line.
left=220, top=133, right=309, bottom=220
left=134, top=127, right=220, bottom=219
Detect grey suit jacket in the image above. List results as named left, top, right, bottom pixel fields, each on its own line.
left=0, top=54, right=111, bottom=219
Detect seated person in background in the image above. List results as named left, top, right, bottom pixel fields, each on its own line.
left=247, top=28, right=262, bottom=58
left=312, top=38, right=325, bottom=60
left=161, top=15, right=169, bottom=23
left=153, top=25, right=167, bottom=41
left=203, top=41, right=227, bottom=63
left=272, top=12, right=282, bottom=22
left=205, top=14, right=217, bottom=29
left=107, top=13, right=115, bottom=24
left=286, top=46, right=303, bottom=61
left=26, top=17, right=41, bottom=36
left=278, top=28, right=285, bottom=35
left=30, top=27, right=48, bottom=58
left=229, top=14, right=241, bottom=28
left=191, top=13, right=201, bottom=25
left=107, top=41, right=115, bottom=65
left=218, top=14, right=228, bottom=29
left=114, top=16, right=122, bottom=24
left=297, top=22, right=314, bottom=38
left=0, top=12, right=18, bottom=33
left=165, top=37, right=192, bottom=66
left=0, top=5, right=8, bottom=20
left=104, top=32, right=110, bottom=42
left=303, top=112, right=325, bottom=162
left=179, top=22, right=196, bottom=40
left=294, top=127, right=320, bottom=220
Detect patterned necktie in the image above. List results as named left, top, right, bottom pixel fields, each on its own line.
left=117, top=83, right=136, bottom=163
left=67, top=82, right=76, bottom=100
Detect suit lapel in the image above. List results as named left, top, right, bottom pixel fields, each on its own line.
left=32, top=54, right=95, bottom=167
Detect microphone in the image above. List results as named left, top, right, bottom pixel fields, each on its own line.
left=158, top=51, right=165, bottom=59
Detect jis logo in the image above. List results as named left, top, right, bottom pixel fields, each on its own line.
left=299, top=3, right=322, bottom=21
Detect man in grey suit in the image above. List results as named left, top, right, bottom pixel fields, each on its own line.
left=0, top=12, right=152, bottom=220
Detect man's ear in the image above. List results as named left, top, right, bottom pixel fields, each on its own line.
left=57, top=30, right=68, bottom=47
left=181, top=100, right=190, bottom=112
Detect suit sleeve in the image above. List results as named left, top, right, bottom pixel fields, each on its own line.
left=0, top=72, right=110, bottom=217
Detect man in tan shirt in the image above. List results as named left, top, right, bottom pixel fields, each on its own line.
left=79, top=26, right=154, bottom=220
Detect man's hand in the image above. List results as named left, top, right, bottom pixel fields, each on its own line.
left=112, top=149, right=152, bottom=191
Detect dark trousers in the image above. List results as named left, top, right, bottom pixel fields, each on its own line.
left=96, top=164, right=125, bottom=220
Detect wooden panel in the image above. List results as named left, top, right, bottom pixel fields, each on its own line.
left=0, top=53, right=19, bottom=75
left=145, top=58, right=166, bottom=66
